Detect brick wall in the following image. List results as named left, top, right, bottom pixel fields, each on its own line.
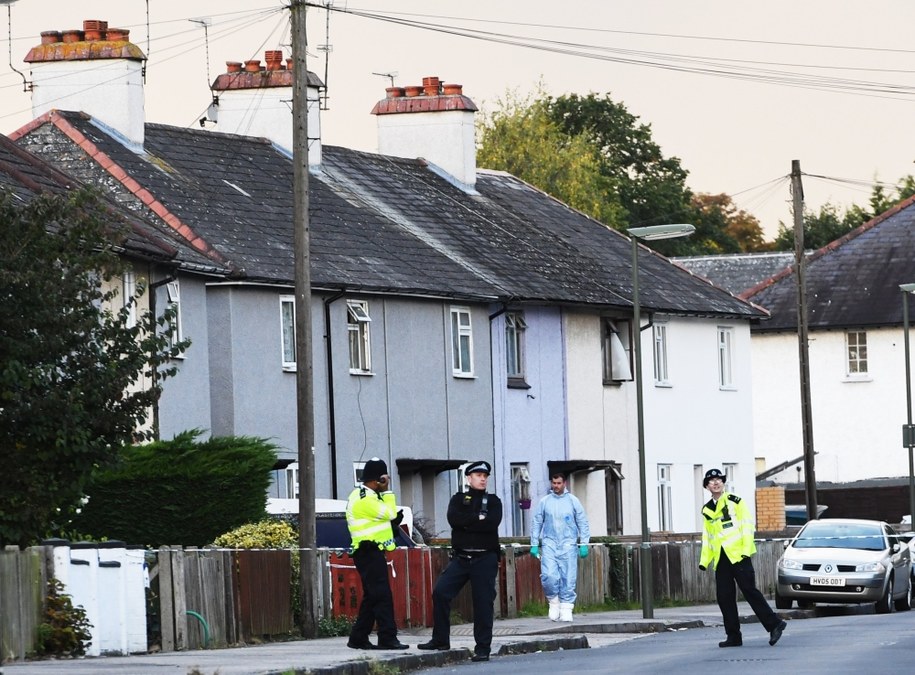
left=756, top=485, right=786, bottom=531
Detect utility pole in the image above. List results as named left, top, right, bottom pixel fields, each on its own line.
left=290, top=0, right=317, bottom=638
left=791, top=160, right=818, bottom=521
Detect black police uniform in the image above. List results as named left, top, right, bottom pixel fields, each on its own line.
left=424, top=484, right=502, bottom=660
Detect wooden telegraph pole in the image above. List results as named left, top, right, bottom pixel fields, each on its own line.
left=791, top=160, right=818, bottom=521
left=290, top=0, right=317, bottom=638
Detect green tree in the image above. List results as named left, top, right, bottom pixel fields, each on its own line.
left=0, top=189, right=187, bottom=547
left=477, top=89, right=626, bottom=227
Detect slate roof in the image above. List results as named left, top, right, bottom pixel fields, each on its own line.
left=743, top=198, right=915, bottom=332
left=673, top=252, right=796, bottom=296
left=0, top=132, right=221, bottom=271
left=11, top=110, right=766, bottom=319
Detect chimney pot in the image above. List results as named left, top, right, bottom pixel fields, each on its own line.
left=244, top=59, right=262, bottom=73
left=40, top=31, right=62, bottom=45
left=61, top=29, right=84, bottom=43
left=422, top=76, right=440, bottom=87
left=106, top=28, right=130, bottom=42
left=386, top=86, right=406, bottom=99
left=286, top=57, right=293, bottom=71
left=226, top=61, right=243, bottom=73
left=404, top=85, right=423, bottom=97
left=442, top=83, right=463, bottom=95
left=265, top=50, right=283, bottom=71
left=83, top=20, right=103, bottom=41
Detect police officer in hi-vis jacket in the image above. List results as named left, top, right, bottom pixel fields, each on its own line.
left=699, top=468, right=787, bottom=648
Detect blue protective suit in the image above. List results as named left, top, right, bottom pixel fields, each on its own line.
left=530, top=490, right=590, bottom=603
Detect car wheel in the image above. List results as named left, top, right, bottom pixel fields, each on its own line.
left=774, top=590, right=792, bottom=610
left=876, top=576, right=894, bottom=614
left=895, top=573, right=912, bottom=611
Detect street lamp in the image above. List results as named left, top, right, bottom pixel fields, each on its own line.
left=900, top=283, right=915, bottom=528
left=628, top=223, right=695, bottom=619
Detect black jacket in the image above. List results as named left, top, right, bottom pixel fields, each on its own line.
left=447, top=488, right=502, bottom=553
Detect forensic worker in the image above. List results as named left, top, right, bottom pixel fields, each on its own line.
left=345, top=457, right=409, bottom=651
left=418, top=460, right=503, bottom=662
left=530, top=472, right=591, bottom=622
left=699, top=468, right=787, bottom=648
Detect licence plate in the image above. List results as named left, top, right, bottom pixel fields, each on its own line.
left=810, top=576, right=846, bottom=587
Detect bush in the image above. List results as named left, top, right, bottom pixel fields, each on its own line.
left=35, top=578, right=93, bottom=658
left=71, top=430, right=278, bottom=547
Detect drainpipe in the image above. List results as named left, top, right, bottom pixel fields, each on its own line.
left=148, top=272, right=177, bottom=441
left=323, top=290, right=346, bottom=498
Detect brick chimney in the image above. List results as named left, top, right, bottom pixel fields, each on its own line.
left=371, top=77, right=478, bottom=189
left=24, top=20, right=146, bottom=148
left=209, top=51, right=324, bottom=166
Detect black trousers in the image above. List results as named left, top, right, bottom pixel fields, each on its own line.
left=349, top=543, right=397, bottom=644
left=715, top=553, right=780, bottom=639
left=430, top=551, right=498, bottom=655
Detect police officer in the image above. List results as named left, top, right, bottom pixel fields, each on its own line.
left=418, top=460, right=502, bottom=662
left=699, top=468, right=787, bottom=648
left=345, top=457, right=408, bottom=651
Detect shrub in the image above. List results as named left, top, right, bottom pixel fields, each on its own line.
left=71, top=430, right=278, bottom=547
left=35, top=578, right=93, bottom=658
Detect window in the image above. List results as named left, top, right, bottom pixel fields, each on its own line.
left=122, top=270, right=136, bottom=329
left=602, top=318, right=633, bottom=384
left=505, top=311, right=527, bottom=385
left=510, top=464, right=532, bottom=536
left=286, top=462, right=299, bottom=498
left=280, top=296, right=296, bottom=370
left=657, top=464, right=673, bottom=531
left=450, top=306, right=474, bottom=376
left=652, top=321, right=669, bottom=385
left=605, top=463, right=624, bottom=536
left=718, top=326, right=734, bottom=389
left=846, top=330, right=868, bottom=375
left=165, top=280, right=183, bottom=352
left=347, top=300, right=372, bottom=373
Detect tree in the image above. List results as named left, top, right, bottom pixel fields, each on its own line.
left=477, top=89, right=626, bottom=227
left=0, top=189, right=187, bottom=547
left=692, top=193, right=772, bottom=253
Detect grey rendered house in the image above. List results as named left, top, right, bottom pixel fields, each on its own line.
left=10, top=22, right=765, bottom=537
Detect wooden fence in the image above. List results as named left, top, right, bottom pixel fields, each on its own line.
left=3, top=539, right=786, bottom=661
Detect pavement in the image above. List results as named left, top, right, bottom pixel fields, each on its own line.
left=2, top=602, right=812, bottom=675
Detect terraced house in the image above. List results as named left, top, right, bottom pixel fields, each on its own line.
left=8, top=19, right=766, bottom=538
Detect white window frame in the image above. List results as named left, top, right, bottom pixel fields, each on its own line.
left=165, top=279, right=184, bottom=356
left=846, top=330, right=868, bottom=376
left=505, top=311, right=527, bottom=382
left=652, top=321, right=669, bottom=385
left=450, top=306, right=475, bottom=377
left=723, top=463, right=737, bottom=491
left=280, top=295, right=296, bottom=371
left=657, top=464, right=673, bottom=531
left=122, top=270, right=137, bottom=329
left=347, top=300, right=372, bottom=374
left=602, top=318, right=633, bottom=384
left=718, top=326, right=735, bottom=389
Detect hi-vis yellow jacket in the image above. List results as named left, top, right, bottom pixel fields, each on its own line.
left=699, top=492, right=757, bottom=569
left=346, top=485, right=398, bottom=551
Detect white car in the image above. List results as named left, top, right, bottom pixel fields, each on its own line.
left=776, top=518, right=911, bottom=613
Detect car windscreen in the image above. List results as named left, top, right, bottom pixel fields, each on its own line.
left=793, top=522, right=886, bottom=551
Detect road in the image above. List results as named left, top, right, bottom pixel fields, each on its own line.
left=414, top=607, right=915, bottom=674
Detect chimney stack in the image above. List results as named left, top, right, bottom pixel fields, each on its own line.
left=371, top=76, right=478, bottom=189
left=209, top=50, right=324, bottom=166
left=24, top=20, right=146, bottom=148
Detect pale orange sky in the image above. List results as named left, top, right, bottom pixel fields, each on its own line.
left=3, top=0, right=915, bottom=239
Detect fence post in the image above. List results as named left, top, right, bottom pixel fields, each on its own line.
left=158, top=547, right=175, bottom=652
left=503, top=546, right=518, bottom=618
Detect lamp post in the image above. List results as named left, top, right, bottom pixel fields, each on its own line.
left=901, top=283, right=915, bottom=527
left=628, top=223, right=695, bottom=619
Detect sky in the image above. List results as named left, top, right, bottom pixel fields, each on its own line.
left=2, top=0, right=915, bottom=239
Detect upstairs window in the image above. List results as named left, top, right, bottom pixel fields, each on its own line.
left=450, top=306, right=474, bottom=376
left=652, top=321, right=669, bottom=385
left=718, top=326, right=734, bottom=389
left=846, top=330, right=868, bottom=376
left=280, top=296, right=296, bottom=371
left=165, top=280, right=184, bottom=355
left=602, top=318, right=633, bottom=384
left=505, top=311, right=527, bottom=386
left=347, top=300, right=372, bottom=374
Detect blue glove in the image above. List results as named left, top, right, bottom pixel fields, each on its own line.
left=579, top=545, right=589, bottom=558
left=530, top=545, right=540, bottom=559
